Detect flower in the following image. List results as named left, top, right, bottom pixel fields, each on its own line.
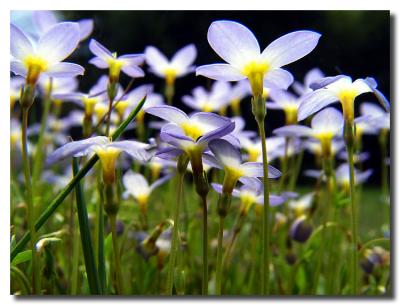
left=292, top=67, right=325, bottom=96
left=38, top=75, right=78, bottom=98
left=47, top=136, right=152, bottom=184
left=145, top=105, right=235, bottom=159
left=267, top=89, right=302, bottom=125
left=182, top=81, right=231, bottom=112
left=359, top=102, right=390, bottom=132
left=122, top=170, right=172, bottom=214
left=11, top=22, right=84, bottom=85
left=273, top=107, right=344, bottom=158
left=89, top=39, right=145, bottom=82
left=288, top=192, right=314, bottom=217
left=298, top=75, right=373, bottom=122
left=205, top=139, right=281, bottom=193
left=10, top=77, right=25, bottom=110
left=145, top=44, right=197, bottom=85
left=32, top=10, right=94, bottom=41
left=196, top=20, right=321, bottom=97
left=211, top=177, right=284, bottom=214
left=335, top=163, right=373, bottom=191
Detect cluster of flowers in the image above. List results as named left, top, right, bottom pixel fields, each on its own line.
left=10, top=11, right=390, bottom=295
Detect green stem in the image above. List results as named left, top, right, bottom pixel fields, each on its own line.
left=201, top=195, right=208, bottom=295
left=70, top=222, right=80, bottom=295
left=11, top=266, right=31, bottom=295
left=11, top=97, right=146, bottom=262
left=32, top=80, right=52, bottom=187
left=72, top=158, right=101, bottom=294
left=379, top=129, right=389, bottom=203
left=166, top=172, right=184, bottom=295
left=256, top=119, right=271, bottom=295
left=109, top=215, right=123, bottom=294
left=21, top=108, right=41, bottom=294
left=215, top=216, right=225, bottom=295
left=347, top=137, right=359, bottom=295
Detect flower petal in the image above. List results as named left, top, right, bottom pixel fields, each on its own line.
left=37, top=22, right=80, bottom=63
left=123, top=170, right=150, bottom=198
left=145, top=46, right=169, bottom=69
left=32, top=11, right=58, bottom=34
left=273, top=125, right=313, bottom=138
left=196, top=64, right=245, bottom=81
left=256, top=195, right=286, bottom=207
left=119, top=54, right=145, bottom=66
left=89, top=57, right=108, bottom=69
left=202, top=152, right=223, bottom=169
left=171, top=44, right=197, bottom=69
left=207, top=20, right=260, bottom=67
left=10, top=23, right=34, bottom=60
left=304, top=67, right=325, bottom=87
left=297, top=89, right=339, bottom=121
left=156, top=146, right=183, bottom=160
left=89, top=39, right=113, bottom=61
left=10, top=60, right=27, bottom=77
left=241, top=162, right=281, bottom=178
left=121, top=65, right=145, bottom=78
left=108, top=141, right=152, bottom=162
left=309, top=75, right=348, bottom=90
left=77, top=19, right=94, bottom=41
left=46, top=62, right=85, bottom=78
left=352, top=79, right=373, bottom=96
left=262, top=30, right=321, bottom=68
left=211, top=183, right=223, bottom=195
left=311, top=107, right=344, bottom=135
left=208, top=138, right=242, bottom=168
left=264, top=68, right=294, bottom=90
left=145, top=105, right=188, bottom=124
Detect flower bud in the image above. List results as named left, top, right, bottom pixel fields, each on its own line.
left=290, top=215, right=313, bottom=243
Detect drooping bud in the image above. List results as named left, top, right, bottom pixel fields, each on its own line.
left=290, top=215, right=313, bottom=243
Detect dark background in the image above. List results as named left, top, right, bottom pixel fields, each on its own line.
left=14, top=10, right=391, bottom=185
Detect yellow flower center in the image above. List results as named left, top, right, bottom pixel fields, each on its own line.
left=107, top=55, right=123, bottom=83
left=151, top=163, right=162, bottom=180
left=284, top=104, right=298, bottom=125
left=115, top=100, right=129, bottom=118
left=10, top=131, right=20, bottom=147
left=242, top=61, right=270, bottom=98
left=163, top=67, right=177, bottom=86
left=181, top=121, right=204, bottom=140
left=202, top=103, right=213, bottom=112
left=247, top=147, right=261, bottom=162
left=23, top=55, right=49, bottom=85
left=96, top=146, right=122, bottom=185
left=94, top=103, right=108, bottom=121
left=338, top=90, right=357, bottom=122
left=315, top=133, right=333, bottom=158
left=83, top=97, right=99, bottom=116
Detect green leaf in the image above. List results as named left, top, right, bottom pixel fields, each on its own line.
left=11, top=250, right=32, bottom=266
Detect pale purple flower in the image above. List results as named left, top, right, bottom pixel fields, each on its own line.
left=10, top=22, right=84, bottom=84
left=298, top=75, right=373, bottom=121
left=364, top=77, right=390, bottom=112
left=38, top=75, right=78, bottom=97
left=304, top=138, right=344, bottom=158
left=230, top=116, right=257, bottom=139
left=204, top=139, right=281, bottom=186
left=336, top=163, right=373, bottom=189
left=145, top=44, right=197, bottom=83
left=338, top=151, right=370, bottom=164
left=196, top=20, right=320, bottom=96
left=267, top=88, right=302, bottom=124
left=122, top=170, right=172, bottom=203
left=211, top=177, right=284, bottom=207
left=32, top=10, right=94, bottom=41
left=182, top=81, right=231, bottom=112
left=288, top=193, right=314, bottom=215
left=359, top=102, right=390, bottom=131
left=292, top=67, right=325, bottom=96
left=89, top=39, right=145, bottom=80
left=145, top=105, right=235, bottom=157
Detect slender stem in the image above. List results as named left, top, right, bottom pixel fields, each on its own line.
left=166, top=172, right=184, bottom=295
left=21, top=108, right=41, bottom=294
left=347, top=140, right=359, bottom=295
left=379, top=129, right=389, bottom=203
left=11, top=266, right=31, bottom=295
left=215, top=216, right=225, bottom=295
left=70, top=222, right=80, bottom=295
left=109, top=215, right=123, bottom=294
left=201, top=195, right=208, bottom=295
left=278, top=137, right=290, bottom=192
left=256, top=119, right=271, bottom=295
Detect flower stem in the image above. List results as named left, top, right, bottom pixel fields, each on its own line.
left=347, top=142, right=359, bottom=295
left=379, top=129, right=389, bottom=203
left=256, top=119, right=271, bottom=295
left=215, top=215, right=225, bottom=295
left=201, top=195, right=209, bottom=295
left=21, top=108, right=41, bottom=294
left=109, top=214, right=123, bottom=294
left=166, top=172, right=184, bottom=295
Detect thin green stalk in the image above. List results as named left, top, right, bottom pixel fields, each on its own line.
left=109, top=215, right=123, bottom=294
left=379, top=129, right=389, bottom=202
left=288, top=148, right=304, bottom=192
left=72, top=158, right=101, bottom=294
left=11, top=97, right=146, bottom=262
left=21, top=108, right=41, bottom=294
left=32, top=80, right=52, bottom=186
left=278, top=137, right=290, bottom=192
left=347, top=143, right=359, bottom=295
left=215, top=216, right=225, bottom=295
left=166, top=172, right=184, bottom=295
left=70, top=222, right=80, bottom=295
left=201, top=195, right=209, bottom=295
left=256, top=119, right=271, bottom=295
left=96, top=173, right=106, bottom=294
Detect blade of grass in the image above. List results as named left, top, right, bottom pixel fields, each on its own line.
left=11, top=96, right=147, bottom=262
left=72, top=158, right=101, bottom=294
